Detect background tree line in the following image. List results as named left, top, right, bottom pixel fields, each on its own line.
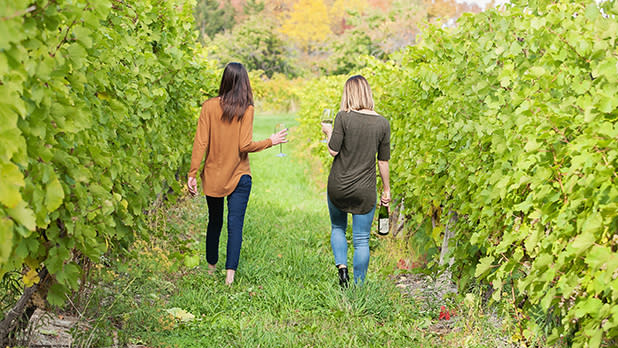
left=194, top=0, right=483, bottom=77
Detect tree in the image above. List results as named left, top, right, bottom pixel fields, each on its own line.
left=321, top=10, right=384, bottom=75
left=279, top=0, right=332, bottom=51
left=194, top=0, right=237, bottom=39
left=424, top=0, right=458, bottom=19
left=329, top=0, right=369, bottom=34
left=332, top=0, right=426, bottom=56
left=208, top=16, right=299, bottom=77
left=244, top=0, right=265, bottom=15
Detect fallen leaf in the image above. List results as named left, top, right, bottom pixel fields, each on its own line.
left=165, top=307, right=195, bottom=322
left=439, top=305, right=451, bottom=320
left=397, top=259, right=409, bottom=270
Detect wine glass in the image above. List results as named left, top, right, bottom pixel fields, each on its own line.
left=275, top=123, right=287, bottom=157
left=320, top=109, right=332, bottom=143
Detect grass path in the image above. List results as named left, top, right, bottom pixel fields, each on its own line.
left=146, top=113, right=429, bottom=347
left=130, top=113, right=433, bottom=347
left=83, top=114, right=511, bottom=347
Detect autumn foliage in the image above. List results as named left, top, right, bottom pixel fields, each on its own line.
left=196, top=0, right=481, bottom=75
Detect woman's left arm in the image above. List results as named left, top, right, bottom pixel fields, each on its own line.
left=378, top=118, right=391, bottom=205
left=378, top=160, right=390, bottom=205
left=188, top=104, right=210, bottom=194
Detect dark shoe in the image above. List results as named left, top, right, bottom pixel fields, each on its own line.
left=338, top=267, right=349, bottom=288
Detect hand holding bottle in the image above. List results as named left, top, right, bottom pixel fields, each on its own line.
left=380, top=189, right=391, bottom=206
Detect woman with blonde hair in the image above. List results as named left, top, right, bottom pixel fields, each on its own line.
left=188, top=62, right=288, bottom=285
left=321, top=75, right=391, bottom=287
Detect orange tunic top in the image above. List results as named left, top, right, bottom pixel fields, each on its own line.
left=188, top=97, right=272, bottom=197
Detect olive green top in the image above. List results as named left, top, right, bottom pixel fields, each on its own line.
left=327, top=110, right=390, bottom=214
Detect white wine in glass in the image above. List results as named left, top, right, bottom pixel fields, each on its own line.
left=320, top=109, right=333, bottom=143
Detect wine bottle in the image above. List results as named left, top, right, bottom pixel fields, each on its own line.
left=378, top=204, right=389, bottom=235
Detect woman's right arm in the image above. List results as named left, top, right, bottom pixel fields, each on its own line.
left=187, top=105, right=209, bottom=194
left=239, top=106, right=287, bottom=152
left=325, top=112, right=343, bottom=157
left=321, top=123, right=338, bottom=157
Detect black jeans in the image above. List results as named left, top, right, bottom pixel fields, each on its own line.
left=205, top=175, right=252, bottom=270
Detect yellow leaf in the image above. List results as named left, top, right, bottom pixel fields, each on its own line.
left=23, top=268, right=40, bottom=287
left=165, top=307, right=195, bottom=322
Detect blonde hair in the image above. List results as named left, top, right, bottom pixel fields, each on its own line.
left=340, top=75, right=374, bottom=112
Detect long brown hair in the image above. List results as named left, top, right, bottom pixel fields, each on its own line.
left=218, top=62, right=254, bottom=122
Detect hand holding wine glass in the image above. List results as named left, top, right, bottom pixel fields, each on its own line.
left=274, top=123, right=288, bottom=157
left=270, top=126, right=288, bottom=145
left=320, top=109, right=333, bottom=143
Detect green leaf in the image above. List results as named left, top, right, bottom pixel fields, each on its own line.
left=45, top=174, right=64, bottom=212
left=529, top=66, right=546, bottom=78
left=598, top=94, right=617, bottom=113
left=524, top=138, right=540, bottom=152
left=475, top=256, right=495, bottom=277
left=0, top=14, right=27, bottom=49
left=585, top=245, right=611, bottom=270
left=571, top=230, right=596, bottom=256
left=589, top=330, right=602, bottom=348
left=92, top=0, right=112, bottom=17
left=0, top=127, right=25, bottom=163
left=183, top=254, right=200, bottom=269
left=72, top=26, right=93, bottom=48
left=63, top=108, right=91, bottom=133
left=534, top=253, right=553, bottom=269
left=65, top=43, right=87, bottom=70
left=582, top=212, right=603, bottom=235
left=55, top=262, right=80, bottom=289
left=46, top=246, right=70, bottom=274
left=47, top=283, right=67, bottom=307
left=594, top=57, right=618, bottom=83
left=432, top=225, right=443, bottom=244
left=574, top=298, right=603, bottom=318
left=540, top=288, right=556, bottom=311
left=35, top=55, right=56, bottom=79
left=13, top=238, right=29, bottom=259
left=7, top=200, right=36, bottom=233
left=0, top=218, right=14, bottom=264
left=0, top=162, right=24, bottom=208
left=585, top=3, right=601, bottom=20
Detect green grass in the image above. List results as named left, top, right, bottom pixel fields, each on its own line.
left=77, top=113, right=516, bottom=348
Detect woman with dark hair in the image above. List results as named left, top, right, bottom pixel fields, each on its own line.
left=188, top=62, right=288, bottom=285
left=321, top=75, right=391, bottom=287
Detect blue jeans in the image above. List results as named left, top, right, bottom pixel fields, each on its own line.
left=205, top=175, right=252, bottom=270
left=327, top=196, right=376, bottom=284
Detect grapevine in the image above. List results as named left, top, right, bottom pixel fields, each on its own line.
left=0, top=0, right=218, bottom=324
left=296, top=0, right=618, bottom=345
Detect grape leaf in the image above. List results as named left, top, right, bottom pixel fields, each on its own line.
left=45, top=174, right=65, bottom=212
